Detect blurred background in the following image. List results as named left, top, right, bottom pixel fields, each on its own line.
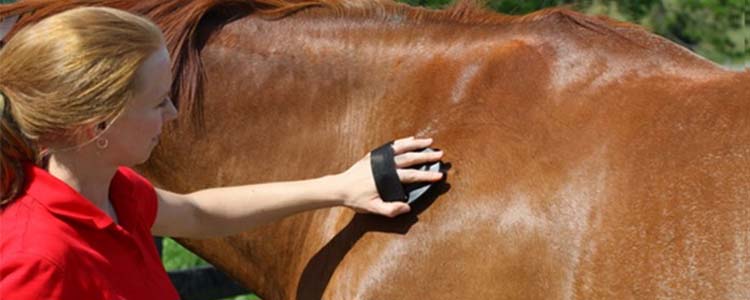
left=402, top=0, right=748, bottom=69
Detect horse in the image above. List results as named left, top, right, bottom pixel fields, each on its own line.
left=2, top=0, right=748, bottom=299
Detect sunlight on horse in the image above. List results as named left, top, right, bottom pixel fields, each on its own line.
left=2, top=0, right=748, bottom=299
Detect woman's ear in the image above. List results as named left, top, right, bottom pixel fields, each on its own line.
left=81, top=121, right=107, bottom=140
left=96, top=121, right=108, bottom=133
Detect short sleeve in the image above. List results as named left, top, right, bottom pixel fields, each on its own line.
left=116, top=167, right=159, bottom=230
left=0, top=252, right=73, bottom=299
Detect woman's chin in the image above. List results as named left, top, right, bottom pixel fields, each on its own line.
left=132, top=148, right=155, bottom=166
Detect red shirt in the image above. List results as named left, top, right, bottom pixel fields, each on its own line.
left=0, top=163, right=179, bottom=299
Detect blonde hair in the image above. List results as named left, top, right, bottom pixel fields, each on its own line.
left=0, top=7, right=165, bottom=205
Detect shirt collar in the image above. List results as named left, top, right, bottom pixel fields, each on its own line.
left=22, top=162, right=131, bottom=230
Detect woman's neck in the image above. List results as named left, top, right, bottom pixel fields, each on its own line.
left=46, top=153, right=117, bottom=211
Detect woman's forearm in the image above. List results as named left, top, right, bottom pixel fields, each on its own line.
left=186, top=175, right=345, bottom=237
left=176, top=137, right=442, bottom=238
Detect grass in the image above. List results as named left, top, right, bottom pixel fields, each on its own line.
left=161, top=237, right=261, bottom=300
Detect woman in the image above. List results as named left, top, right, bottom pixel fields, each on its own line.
left=0, top=7, right=444, bottom=299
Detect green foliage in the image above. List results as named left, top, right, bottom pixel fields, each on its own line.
left=162, top=238, right=260, bottom=299
left=487, top=0, right=569, bottom=14
left=655, top=0, right=747, bottom=64
left=399, top=0, right=749, bottom=65
left=161, top=237, right=209, bottom=271
left=401, top=0, right=453, bottom=9
left=223, top=293, right=262, bottom=300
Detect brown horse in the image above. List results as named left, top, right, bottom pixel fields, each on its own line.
left=2, top=0, right=748, bottom=299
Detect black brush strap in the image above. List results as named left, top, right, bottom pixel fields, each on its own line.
left=370, top=142, right=407, bottom=202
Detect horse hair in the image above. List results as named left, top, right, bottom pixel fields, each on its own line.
left=0, top=0, right=651, bottom=130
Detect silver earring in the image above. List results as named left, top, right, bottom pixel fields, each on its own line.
left=96, top=137, right=109, bottom=150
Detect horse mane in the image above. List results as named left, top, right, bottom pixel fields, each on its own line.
left=0, top=0, right=336, bottom=129
left=0, top=0, right=664, bottom=129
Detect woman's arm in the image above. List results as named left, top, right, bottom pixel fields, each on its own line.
left=152, top=174, right=344, bottom=238
left=151, top=137, right=443, bottom=238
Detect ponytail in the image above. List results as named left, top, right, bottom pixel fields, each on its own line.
left=0, top=91, right=37, bottom=206
left=0, top=7, right=167, bottom=206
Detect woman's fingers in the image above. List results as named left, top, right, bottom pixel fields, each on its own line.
left=397, top=168, right=444, bottom=183
left=394, top=150, right=444, bottom=168
left=372, top=201, right=412, bottom=218
left=392, top=136, right=433, bottom=154
left=388, top=136, right=444, bottom=184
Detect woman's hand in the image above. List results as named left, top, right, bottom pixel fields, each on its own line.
left=335, top=136, right=444, bottom=217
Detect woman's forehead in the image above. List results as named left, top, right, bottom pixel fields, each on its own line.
left=133, top=47, right=172, bottom=99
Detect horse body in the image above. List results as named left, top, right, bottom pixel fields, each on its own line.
left=2, top=1, right=748, bottom=299
left=142, top=4, right=749, bottom=299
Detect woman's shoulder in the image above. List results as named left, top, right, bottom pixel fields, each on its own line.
left=0, top=195, right=76, bottom=270
left=113, top=166, right=159, bottom=227
left=115, top=166, right=156, bottom=195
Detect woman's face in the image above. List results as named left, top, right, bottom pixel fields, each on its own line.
left=100, top=46, right=177, bottom=166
